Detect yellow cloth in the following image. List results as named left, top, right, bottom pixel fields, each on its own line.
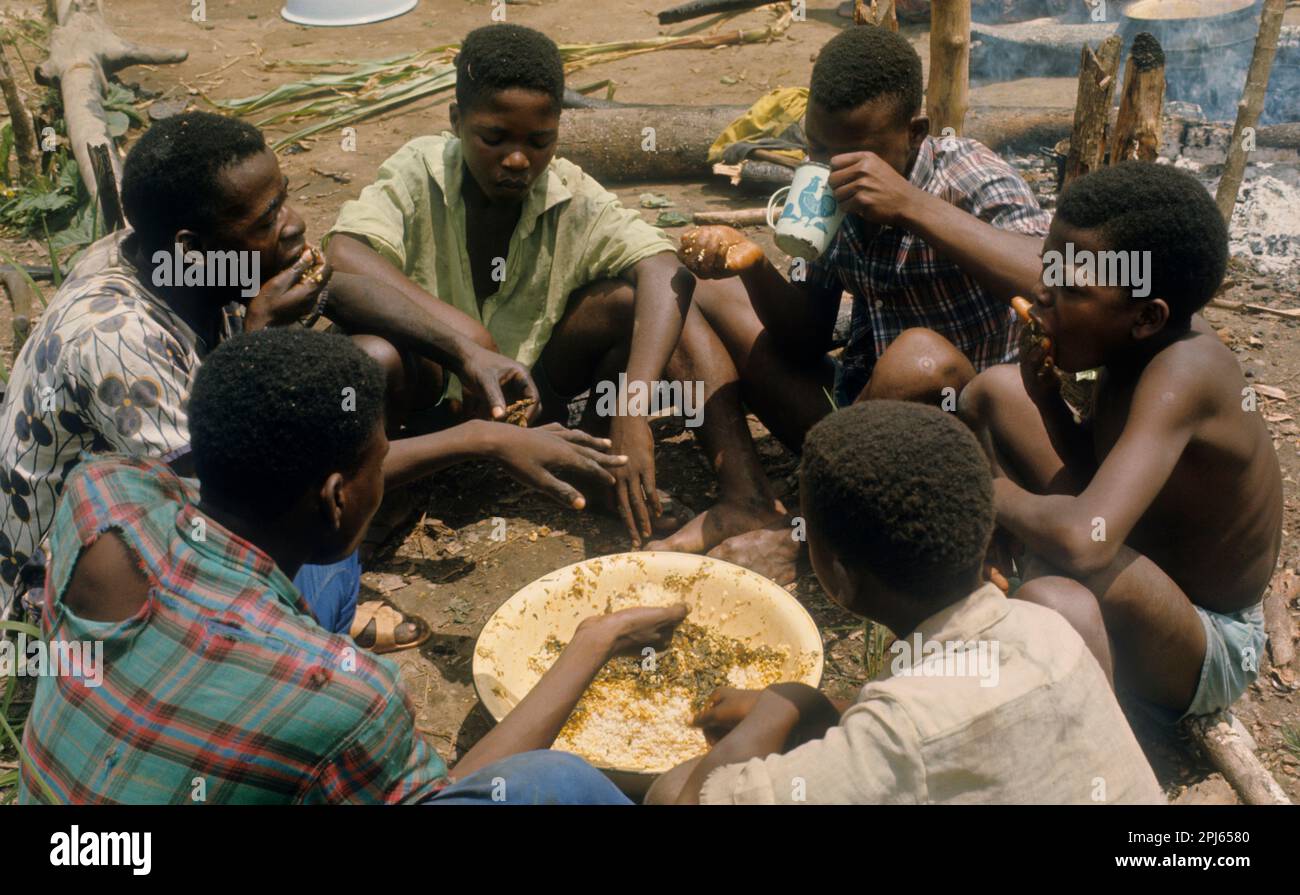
left=325, top=133, right=675, bottom=400
left=706, top=86, right=809, bottom=165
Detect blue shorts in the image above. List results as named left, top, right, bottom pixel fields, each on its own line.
left=423, top=750, right=633, bottom=805
left=1183, top=601, right=1267, bottom=719
left=293, top=551, right=362, bottom=636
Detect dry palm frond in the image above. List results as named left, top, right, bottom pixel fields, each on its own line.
left=215, top=6, right=792, bottom=150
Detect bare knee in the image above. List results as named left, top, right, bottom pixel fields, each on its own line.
left=958, top=363, right=1021, bottom=430
left=861, top=328, right=976, bottom=405
left=350, top=334, right=403, bottom=387
left=1017, top=575, right=1114, bottom=683
left=644, top=757, right=703, bottom=805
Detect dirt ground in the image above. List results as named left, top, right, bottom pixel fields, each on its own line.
left=2, top=0, right=1298, bottom=804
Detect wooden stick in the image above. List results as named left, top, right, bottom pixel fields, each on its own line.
left=1185, top=711, right=1292, bottom=805
left=691, top=207, right=767, bottom=226
left=1108, top=32, right=1165, bottom=164
left=927, top=0, right=971, bottom=138
left=1064, top=35, right=1122, bottom=185
left=87, top=141, right=124, bottom=232
left=0, top=40, right=40, bottom=183
left=1208, top=298, right=1300, bottom=320
left=854, top=0, right=898, bottom=30
left=1264, top=567, right=1297, bottom=669
left=1215, top=0, right=1287, bottom=224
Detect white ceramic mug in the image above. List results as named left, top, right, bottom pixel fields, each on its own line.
left=766, top=161, right=846, bottom=261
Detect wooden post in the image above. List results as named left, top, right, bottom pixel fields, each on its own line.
left=0, top=40, right=40, bottom=183
left=1108, top=32, right=1165, bottom=164
left=1064, top=35, right=1122, bottom=185
left=854, top=0, right=898, bottom=30
left=927, top=0, right=971, bottom=138
left=1215, top=0, right=1287, bottom=224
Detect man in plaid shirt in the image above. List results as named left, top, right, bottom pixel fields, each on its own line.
left=655, top=26, right=1050, bottom=583
left=19, top=328, right=684, bottom=804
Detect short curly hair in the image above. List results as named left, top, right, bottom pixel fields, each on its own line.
left=121, top=111, right=266, bottom=252
left=810, top=25, right=923, bottom=123
left=189, top=329, right=386, bottom=519
left=802, top=400, right=993, bottom=602
left=1055, top=161, right=1228, bottom=323
left=455, top=24, right=564, bottom=112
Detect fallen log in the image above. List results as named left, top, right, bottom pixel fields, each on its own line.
left=559, top=104, right=747, bottom=182
left=1064, top=35, right=1122, bottom=185
left=657, top=0, right=774, bottom=25
left=1108, top=32, right=1165, bottom=164
left=1216, top=0, right=1288, bottom=223
left=561, top=104, right=1083, bottom=182
left=1264, top=567, right=1297, bottom=669
left=1185, top=711, right=1291, bottom=805
left=928, top=0, right=971, bottom=137
left=34, top=0, right=187, bottom=200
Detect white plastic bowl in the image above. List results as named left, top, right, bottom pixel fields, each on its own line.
left=281, top=0, right=418, bottom=27
left=472, top=552, right=824, bottom=796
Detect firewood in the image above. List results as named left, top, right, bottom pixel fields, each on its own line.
left=1064, top=35, right=1121, bottom=185
left=690, top=207, right=767, bottom=226
left=1108, top=32, right=1165, bottom=164
left=1215, top=0, right=1287, bottom=223
left=1185, top=711, right=1291, bottom=805
left=1264, top=567, right=1298, bottom=669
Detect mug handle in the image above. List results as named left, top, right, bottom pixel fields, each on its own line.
left=766, top=185, right=791, bottom=230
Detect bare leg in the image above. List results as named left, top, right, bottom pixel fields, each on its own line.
left=1016, top=575, right=1115, bottom=687
left=644, top=757, right=703, bottom=805
left=646, top=297, right=790, bottom=575
left=958, top=362, right=1083, bottom=495
left=699, top=320, right=979, bottom=584
left=691, top=277, right=836, bottom=453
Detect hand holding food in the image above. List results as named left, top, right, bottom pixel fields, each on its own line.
left=245, top=245, right=331, bottom=331
left=1012, top=295, right=1061, bottom=406
left=678, top=226, right=766, bottom=279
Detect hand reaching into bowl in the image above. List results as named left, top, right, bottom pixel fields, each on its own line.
left=577, top=603, right=689, bottom=659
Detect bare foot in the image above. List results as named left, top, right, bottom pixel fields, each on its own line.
left=706, top=523, right=803, bottom=586
left=645, top=498, right=787, bottom=555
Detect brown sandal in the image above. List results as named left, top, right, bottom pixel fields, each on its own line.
left=349, top=601, right=432, bottom=654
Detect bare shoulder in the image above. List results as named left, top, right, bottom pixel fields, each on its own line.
left=1135, top=317, right=1247, bottom=415
left=62, top=530, right=151, bottom=623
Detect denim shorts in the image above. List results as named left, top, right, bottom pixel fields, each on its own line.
left=1183, top=601, right=1267, bottom=719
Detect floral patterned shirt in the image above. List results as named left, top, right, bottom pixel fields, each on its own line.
left=0, top=230, right=239, bottom=617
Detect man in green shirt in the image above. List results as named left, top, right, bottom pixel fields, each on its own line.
left=328, top=24, right=789, bottom=551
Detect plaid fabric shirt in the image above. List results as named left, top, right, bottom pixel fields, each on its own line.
left=807, top=136, right=1052, bottom=401
left=18, top=455, right=448, bottom=804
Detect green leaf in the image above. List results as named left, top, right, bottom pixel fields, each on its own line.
left=105, top=110, right=130, bottom=138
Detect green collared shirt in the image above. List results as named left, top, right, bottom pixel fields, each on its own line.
left=325, top=133, right=675, bottom=399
